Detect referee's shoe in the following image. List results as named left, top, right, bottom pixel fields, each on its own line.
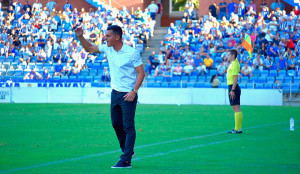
left=227, top=129, right=242, bottom=134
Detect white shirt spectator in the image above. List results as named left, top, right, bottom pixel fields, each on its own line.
left=242, top=65, right=252, bottom=74
left=183, top=64, right=193, bottom=73
left=98, top=42, right=143, bottom=92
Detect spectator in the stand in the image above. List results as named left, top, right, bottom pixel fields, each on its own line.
left=20, top=46, right=32, bottom=64
left=268, top=42, right=278, bottom=59
left=62, top=17, right=73, bottom=32
left=294, top=6, right=300, bottom=16
left=287, top=56, right=297, bottom=70
left=23, top=1, right=32, bottom=13
left=183, top=62, right=193, bottom=76
left=236, top=0, right=245, bottom=18
left=227, top=35, right=237, bottom=47
left=239, top=63, right=253, bottom=77
left=37, top=48, right=47, bottom=63
left=276, top=0, right=285, bottom=11
left=263, top=55, right=273, bottom=70
left=211, top=75, right=220, bottom=88
left=252, top=54, right=264, bottom=71
left=227, top=0, right=236, bottom=17
left=101, top=67, right=110, bottom=82
left=24, top=68, right=41, bottom=80
left=32, top=0, right=42, bottom=15
left=173, top=62, right=182, bottom=76
left=208, top=43, right=217, bottom=58
left=145, top=51, right=155, bottom=74
left=271, top=0, right=278, bottom=11
left=218, top=0, right=227, bottom=19
left=154, top=62, right=166, bottom=77
left=204, top=55, right=214, bottom=70
left=42, top=68, right=50, bottom=80
left=71, top=62, right=81, bottom=77
left=209, top=1, right=218, bottom=18
left=196, top=62, right=207, bottom=76
left=134, top=7, right=143, bottom=20
left=277, top=55, right=287, bottom=72
left=44, top=41, right=52, bottom=61
left=283, top=47, right=295, bottom=60
left=63, top=62, right=72, bottom=76
left=217, top=62, right=227, bottom=76
left=148, top=1, right=158, bottom=21
left=63, top=0, right=72, bottom=12
left=46, top=0, right=56, bottom=12
left=163, top=68, right=172, bottom=82
left=246, top=0, right=256, bottom=12
left=269, top=17, right=278, bottom=32
left=53, top=60, right=63, bottom=77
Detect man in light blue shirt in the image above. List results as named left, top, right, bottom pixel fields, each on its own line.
left=46, top=0, right=56, bottom=12
left=75, top=25, right=145, bottom=169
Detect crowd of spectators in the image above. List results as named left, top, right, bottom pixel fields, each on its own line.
left=145, top=0, right=300, bottom=88
left=0, top=0, right=157, bottom=82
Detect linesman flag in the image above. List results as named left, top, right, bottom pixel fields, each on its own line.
left=241, top=34, right=253, bottom=59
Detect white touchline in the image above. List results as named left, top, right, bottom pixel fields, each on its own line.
left=132, top=138, right=239, bottom=161
left=0, top=120, right=298, bottom=173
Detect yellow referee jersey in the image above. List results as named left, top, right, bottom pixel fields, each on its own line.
left=227, top=58, right=240, bottom=85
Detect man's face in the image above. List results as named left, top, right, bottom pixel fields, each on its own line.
left=104, top=30, right=118, bottom=47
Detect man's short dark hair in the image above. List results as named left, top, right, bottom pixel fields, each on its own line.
left=107, top=25, right=123, bottom=39
left=228, top=49, right=237, bottom=58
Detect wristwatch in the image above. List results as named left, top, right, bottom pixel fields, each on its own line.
left=132, top=89, right=138, bottom=94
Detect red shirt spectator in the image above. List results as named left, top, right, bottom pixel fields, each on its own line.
left=227, top=36, right=237, bottom=47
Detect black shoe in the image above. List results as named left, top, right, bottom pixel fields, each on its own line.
left=227, top=129, right=242, bottom=134
left=111, top=160, right=132, bottom=168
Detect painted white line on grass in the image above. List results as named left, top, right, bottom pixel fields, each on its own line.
left=132, top=138, right=239, bottom=161
left=0, top=120, right=298, bottom=173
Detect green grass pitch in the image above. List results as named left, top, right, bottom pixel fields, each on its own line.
left=0, top=104, right=300, bottom=174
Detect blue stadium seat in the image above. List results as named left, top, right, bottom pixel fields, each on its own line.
left=284, top=77, right=293, bottom=83
left=80, top=69, right=89, bottom=76
left=269, top=70, right=277, bottom=77
left=195, top=83, right=204, bottom=88
left=257, top=77, right=266, bottom=83
left=172, top=76, right=181, bottom=82
left=255, top=84, right=264, bottom=89
left=264, top=83, right=273, bottom=89
left=89, top=69, right=98, bottom=76
left=294, top=77, right=300, bottom=83
left=240, top=76, right=248, bottom=83
left=181, top=76, right=189, bottom=82
left=260, top=70, right=269, bottom=77
left=291, top=84, right=300, bottom=93
left=91, top=82, right=99, bottom=87
left=69, top=76, right=78, bottom=81
left=93, top=76, right=101, bottom=82
left=247, top=83, right=254, bottom=89
left=220, top=83, right=228, bottom=88
left=6, top=56, right=14, bottom=62
left=169, top=82, right=179, bottom=88
left=278, top=70, right=287, bottom=77
left=98, top=83, right=106, bottom=87
left=282, top=83, right=290, bottom=93
left=206, top=76, right=212, bottom=82
left=209, top=70, right=217, bottom=76
left=152, top=82, right=161, bottom=88
left=61, top=76, right=68, bottom=81
left=189, top=76, right=197, bottom=82
left=161, top=82, right=169, bottom=88
left=239, top=84, right=246, bottom=88
left=197, top=76, right=206, bottom=82
left=6, top=70, right=15, bottom=76
left=204, top=83, right=212, bottom=88
left=249, top=77, right=257, bottom=83
left=86, top=76, right=93, bottom=82
left=252, top=70, right=260, bottom=77
left=186, top=83, right=195, bottom=88
left=155, top=76, right=163, bottom=82
left=266, top=77, right=275, bottom=83
left=146, top=83, right=153, bottom=87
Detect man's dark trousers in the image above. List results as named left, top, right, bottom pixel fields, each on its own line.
left=111, top=89, right=137, bottom=163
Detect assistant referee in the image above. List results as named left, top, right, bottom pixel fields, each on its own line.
left=226, top=49, right=243, bottom=134
left=75, top=25, right=145, bottom=168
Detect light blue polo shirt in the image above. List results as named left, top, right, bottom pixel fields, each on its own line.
left=98, top=43, right=143, bottom=92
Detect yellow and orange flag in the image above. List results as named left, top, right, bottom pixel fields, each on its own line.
left=241, top=34, right=253, bottom=59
